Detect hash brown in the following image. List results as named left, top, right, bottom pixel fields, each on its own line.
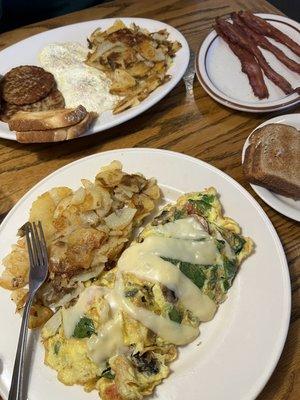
left=0, top=65, right=55, bottom=105
left=0, top=161, right=160, bottom=317
left=86, top=20, right=181, bottom=114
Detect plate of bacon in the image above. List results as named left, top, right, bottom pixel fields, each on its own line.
left=196, top=12, right=300, bottom=113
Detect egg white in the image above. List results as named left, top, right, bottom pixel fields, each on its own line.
left=39, top=42, right=119, bottom=113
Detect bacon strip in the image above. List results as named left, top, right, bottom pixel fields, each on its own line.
left=239, top=11, right=300, bottom=57
left=214, top=25, right=269, bottom=99
left=231, top=13, right=300, bottom=74
left=215, top=18, right=294, bottom=95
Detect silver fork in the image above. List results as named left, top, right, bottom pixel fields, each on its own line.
left=8, top=221, right=48, bottom=400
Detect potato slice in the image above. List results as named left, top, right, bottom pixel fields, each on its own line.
left=29, top=304, right=53, bottom=329
left=0, top=238, right=29, bottom=290
left=29, top=187, right=72, bottom=239
left=113, top=96, right=140, bottom=114
left=106, top=19, right=126, bottom=35
left=110, top=69, right=136, bottom=94
left=126, top=62, right=151, bottom=78
left=138, top=40, right=166, bottom=62
left=11, top=288, right=28, bottom=311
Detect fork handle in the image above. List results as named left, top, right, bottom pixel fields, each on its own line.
left=8, top=294, right=34, bottom=400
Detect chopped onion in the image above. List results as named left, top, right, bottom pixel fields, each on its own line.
left=101, top=160, right=122, bottom=172
left=104, top=207, right=137, bottom=230
left=80, top=210, right=99, bottom=226
left=81, top=179, right=94, bottom=190
left=71, top=187, right=86, bottom=205
left=82, top=182, right=113, bottom=214
left=91, top=252, right=107, bottom=267
left=50, top=284, right=84, bottom=308
left=70, top=266, right=104, bottom=285
left=49, top=187, right=71, bottom=205
left=151, top=32, right=168, bottom=42
left=42, top=309, right=62, bottom=339
left=97, top=41, right=125, bottom=58
left=53, top=195, right=72, bottom=219
left=153, top=47, right=166, bottom=61
left=118, top=185, right=135, bottom=198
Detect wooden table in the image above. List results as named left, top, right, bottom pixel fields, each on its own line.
left=0, top=0, right=299, bottom=398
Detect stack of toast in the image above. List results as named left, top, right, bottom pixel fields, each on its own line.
left=8, top=106, right=97, bottom=143
left=243, top=123, right=300, bottom=199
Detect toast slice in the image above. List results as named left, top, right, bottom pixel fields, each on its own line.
left=243, top=123, right=300, bottom=199
left=8, top=105, right=87, bottom=131
left=244, top=124, right=270, bottom=180
left=15, top=112, right=97, bottom=143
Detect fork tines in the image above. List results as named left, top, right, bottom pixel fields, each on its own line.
left=25, top=221, right=48, bottom=271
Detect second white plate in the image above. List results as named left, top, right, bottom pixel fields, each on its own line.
left=242, top=113, right=300, bottom=221
left=196, top=14, right=300, bottom=113
left=0, top=18, right=189, bottom=141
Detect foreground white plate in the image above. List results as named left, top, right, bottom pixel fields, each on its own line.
left=0, top=149, right=290, bottom=400
left=196, top=14, right=300, bottom=112
left=0, top=18, right=189, bottom=141
left=242, top=113, right=300, bottom=221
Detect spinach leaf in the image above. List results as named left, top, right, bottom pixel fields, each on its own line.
left=222, top=279, right=230, bottom=292
left=162, top=257, right=206, bottom=290
left=188, top=199, right=209, bottom=216
left=54, top=342, right=60, bottom=355
left=223, top=258, right=236, bottom=281
left=161, top=256, right=238, bottom=303
left=174, top=209, right=185, bottom=220
left=201, top=194, right=215, bottom=204
left=161, top=257, right=179, bottom=266
left=188, top=194, right=215, bottom=217
left=218, top=228, right=245, bottom=254
left=125, top=288, right=138, bottom=298
left=232, top=235, right=246, bottom=254
left=101, top=368, right=115, bottom=380
left=179, top=261, right=206, bottom=289
left=73, top=316, right=95, bottom=338
left=168, top=307, right=183, bottom=323
left=216, top=239, right=225, bottom=252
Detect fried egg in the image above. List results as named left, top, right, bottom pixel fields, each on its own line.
left=39, top=42, right=119, bottom=113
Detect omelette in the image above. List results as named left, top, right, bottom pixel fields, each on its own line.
left=41, top=187, right=253, bottom=400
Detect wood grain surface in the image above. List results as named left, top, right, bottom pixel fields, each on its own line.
left=0, top=0, right=299, bottom=399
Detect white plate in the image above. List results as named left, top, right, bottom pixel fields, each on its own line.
left=0, top=18, right=189, bottom=141
left=242, top=113, right=300, bottom=221
left=0, top=149, right=290, bottom=400
left=195, top=13, right=300, bottom=113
